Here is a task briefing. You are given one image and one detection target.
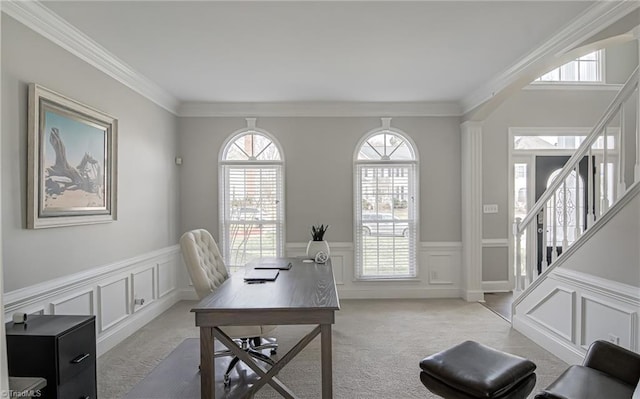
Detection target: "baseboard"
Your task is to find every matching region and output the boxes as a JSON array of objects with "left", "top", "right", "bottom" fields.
[
  {"left": 97, "top": 291, "right": 180, "bottom": 356},
  {"left": 337, "top": 287, "right": 461, "bottom": 299},
  {"left": 176, "top": 288, "right": 198, "bottom": 301},
  {"left": 463, "top": 290, "right": 485, "bottom": 302},
  {"left": 482, "top": 280, "right": 512, "bottom": 292},
  {"left": 512, "top": 314, "right": 584, "bottom": 365}
]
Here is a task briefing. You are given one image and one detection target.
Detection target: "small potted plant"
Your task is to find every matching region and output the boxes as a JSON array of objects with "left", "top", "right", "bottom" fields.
[{"left": 306, "top": 224, "right": 330, "bottom": 259}]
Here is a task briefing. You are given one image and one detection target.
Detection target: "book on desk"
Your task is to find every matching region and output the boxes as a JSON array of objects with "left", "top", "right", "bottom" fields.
[
  {"left": 251, "top": 257, "right": 292, "bottom": 270},
  {"left": 244, "top": 268, "right": 279, "bottom": 282}
]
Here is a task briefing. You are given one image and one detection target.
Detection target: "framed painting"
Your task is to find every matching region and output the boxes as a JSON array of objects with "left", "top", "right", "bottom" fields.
[{"left": 27, "top": 84, "right": 118, "bottom": 229}]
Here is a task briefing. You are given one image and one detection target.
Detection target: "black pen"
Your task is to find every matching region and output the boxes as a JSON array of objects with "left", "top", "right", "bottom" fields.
[{"left": 246, "top": 281, "right": 266, "bottom": 284}]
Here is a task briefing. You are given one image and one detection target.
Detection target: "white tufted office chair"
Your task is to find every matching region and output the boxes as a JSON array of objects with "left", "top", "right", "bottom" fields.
[{"left": 180, "top": 229, "right": 277, "bottom": 386}]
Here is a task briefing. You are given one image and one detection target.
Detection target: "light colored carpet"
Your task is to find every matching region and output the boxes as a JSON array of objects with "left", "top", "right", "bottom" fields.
[{"left": 98, "top": 299, "right": 568, "bottom": 398}]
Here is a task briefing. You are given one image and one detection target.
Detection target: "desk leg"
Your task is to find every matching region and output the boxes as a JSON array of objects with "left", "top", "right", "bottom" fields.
[
  {"left": 320, "top": 324, "right": 332, "bottom": 399},
  {"left": 200, "top": 327, "right": 215, "bottom": 399}
]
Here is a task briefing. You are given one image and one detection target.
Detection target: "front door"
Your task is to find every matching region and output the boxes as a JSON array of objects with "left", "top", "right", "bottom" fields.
[{"left": 535, "top": 156, "right": 593, "bottom": 272}]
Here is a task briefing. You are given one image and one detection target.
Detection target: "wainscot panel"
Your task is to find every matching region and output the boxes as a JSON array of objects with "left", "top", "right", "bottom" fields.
[
  {"left": 513, "top": 267, "right": 640, "bottom": 365},
  {"left": 286, "top": 242, "right": 462, "bottom": 299},
  {"left": 98, "top": 277, "right": 130, "bottom": 332},
  {"left": 50, "top": 289, "right": 94, "bottom": 316},
  {"left": 482, "top": 238, "right": 511, "bottom": 292},
  {"left": 131, "top": 266, "right": 155, "bottom": 313},
  {"left": 3, "top": 246, "right": 181, "bottom": 356}
]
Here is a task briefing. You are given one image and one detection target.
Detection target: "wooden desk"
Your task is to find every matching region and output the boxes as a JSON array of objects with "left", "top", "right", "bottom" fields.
[{"left": 192, "top": 258, "right": 340, "bottom": 399}]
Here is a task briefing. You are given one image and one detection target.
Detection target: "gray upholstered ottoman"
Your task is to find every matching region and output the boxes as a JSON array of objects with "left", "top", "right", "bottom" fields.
[{"left": 419, "top": 341, "right": 537, "bottom": 399}]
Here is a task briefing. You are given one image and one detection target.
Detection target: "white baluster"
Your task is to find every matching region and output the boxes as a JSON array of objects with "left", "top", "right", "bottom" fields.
[
  {"left": 513, "top": 218, "right": 523, "bottom": 291},
  {"left": 588, "top": 149, "right": 596, "bottom": 226},
  {"left": 541, "top": 207, "right": 548, "bottom": 272},
  {"left": 551, "top": 192, "right": 558, "bottom": 264},
  {"left": 575, "top": 165, "right": 582, "bottom": 240},
  {"left": 618, "top": 106, "right": 626, "bottom": 197},
  {"left": 602, "top": 128, "right": 609, "bottom": 213}
]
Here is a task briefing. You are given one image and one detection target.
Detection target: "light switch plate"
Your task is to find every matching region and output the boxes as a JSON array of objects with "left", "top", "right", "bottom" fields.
[{"left": 483, "top": 204, "right": 499, "bottom": 214}]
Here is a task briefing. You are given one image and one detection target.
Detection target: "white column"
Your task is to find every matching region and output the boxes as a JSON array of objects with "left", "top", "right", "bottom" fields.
[
  {"left": 461, "top": 121, "right": 484, "bottom": 302},
  {"left": 0, "top": 2, "right": 10, "bottom": 393}
]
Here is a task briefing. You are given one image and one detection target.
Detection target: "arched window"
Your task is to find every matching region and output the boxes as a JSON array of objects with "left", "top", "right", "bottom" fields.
[
  {"left": 219, "top": 119, "right": 284, "bottom": 272},
  {"left": 354, "top": 119, "right": 418, "bottom": 279}
]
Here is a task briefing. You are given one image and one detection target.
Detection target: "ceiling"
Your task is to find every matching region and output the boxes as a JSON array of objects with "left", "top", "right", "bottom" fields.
[{"left": 43, "top": 1, "right": 595, "bottom": 105}]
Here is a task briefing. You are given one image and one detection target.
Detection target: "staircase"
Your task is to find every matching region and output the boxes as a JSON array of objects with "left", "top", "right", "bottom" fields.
[{"left": 511, "top": 66, "right": 640, "bottom": 364}]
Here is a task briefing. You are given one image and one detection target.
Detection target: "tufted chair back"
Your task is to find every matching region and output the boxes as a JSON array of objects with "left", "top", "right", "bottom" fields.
[{"left": 180, "top": 229, "right": 230, "bottom": 300}]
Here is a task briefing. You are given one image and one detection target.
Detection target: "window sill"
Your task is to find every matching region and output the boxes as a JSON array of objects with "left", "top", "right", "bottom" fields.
[{"left": 353, "top": 277, "right": 420, "bottom": 283}]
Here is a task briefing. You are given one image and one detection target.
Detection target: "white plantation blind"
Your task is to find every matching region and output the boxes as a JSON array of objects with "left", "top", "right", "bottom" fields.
[
  {"left": 220, "top": 131, "right": 284, "bottom": 271},
  {"left": 355, "top": 130, "right": 418, "bottom": 279}
]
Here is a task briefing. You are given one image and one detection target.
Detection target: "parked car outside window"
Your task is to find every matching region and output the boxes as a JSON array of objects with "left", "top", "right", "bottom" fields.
[{"left": 361, "top": 212, "right": 409, "bottom": 237}]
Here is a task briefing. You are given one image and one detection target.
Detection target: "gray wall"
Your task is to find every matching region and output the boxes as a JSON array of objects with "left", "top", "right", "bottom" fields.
[
  {"left": 178, "top": 116, "right": 462, "bottom": 244},
  {"left": 563, "top": 192, "right": 639, "bottom": 287},
  {"left": 605, "top": 40, "right": 638, "bottom": 84},
  {"left": 1, "top": 15, "right": 179, "bottom": 291}
]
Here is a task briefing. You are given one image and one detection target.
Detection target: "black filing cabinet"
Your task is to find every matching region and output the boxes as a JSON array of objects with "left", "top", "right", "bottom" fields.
[{"left": 6, "top": 315, "right": 97, "bottom": 399}]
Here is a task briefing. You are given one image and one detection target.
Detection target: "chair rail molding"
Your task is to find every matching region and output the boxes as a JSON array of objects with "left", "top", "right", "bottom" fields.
[{"left": 3, "top": 245, "right": 182, "bottom": 356}]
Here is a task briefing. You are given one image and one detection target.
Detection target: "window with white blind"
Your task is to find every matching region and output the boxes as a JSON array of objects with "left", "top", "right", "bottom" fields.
[
  {"left": 535, "top": 50, "right": 603, "bottom": 83},
  {"left": 354, "top": 129, "right": 418, "bottom": 279},
  {"left": 220, "top": 129, "right": 284, "bottom": 273}
]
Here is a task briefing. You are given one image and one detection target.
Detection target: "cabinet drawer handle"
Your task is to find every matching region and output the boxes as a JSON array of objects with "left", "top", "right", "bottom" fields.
[{"left": 71, "top": 353, "right": 90, "bottom": 364}]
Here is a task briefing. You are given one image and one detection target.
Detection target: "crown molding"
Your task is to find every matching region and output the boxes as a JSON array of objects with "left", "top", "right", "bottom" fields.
[
  {"left": 461, "top": 1, "right": 640, "bottom": 117},
  {"left": 2, "top": 0, "right": 180, "bottom": 114},
  {"left": 177, "top": 101, "right": 462, "bottom": 117}
]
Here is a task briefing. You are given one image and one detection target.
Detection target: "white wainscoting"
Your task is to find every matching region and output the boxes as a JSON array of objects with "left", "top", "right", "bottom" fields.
[
  {"left": 3, "top": 245, "right": 181, "bottom": 356},
  {"left": 482, "top": 238, "right": 512, "bottom": 292},
  {"left": 286, "top": 241, "right": 463, "bottom": 299},
  {"left": 2, "top": 241, "right": 464, "bottom": 357},
  {"left": 512, "top": 267, "right": 640, "bottom": 364}
]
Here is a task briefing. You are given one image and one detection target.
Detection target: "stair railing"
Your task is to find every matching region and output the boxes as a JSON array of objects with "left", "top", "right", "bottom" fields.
[{"left": 513, "top": 65, "right": 639, "bottom": 291}]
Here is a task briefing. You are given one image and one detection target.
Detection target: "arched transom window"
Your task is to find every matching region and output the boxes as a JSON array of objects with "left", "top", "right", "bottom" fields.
[
  {"left": 354, "top": 120, "right": 418, "bottom": 279},
  {"left": 219, "top": 120, "right": 284, "bottom": 272}
]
